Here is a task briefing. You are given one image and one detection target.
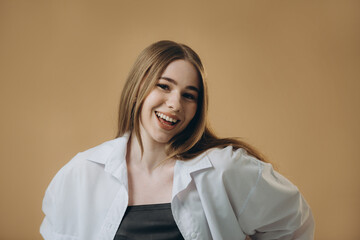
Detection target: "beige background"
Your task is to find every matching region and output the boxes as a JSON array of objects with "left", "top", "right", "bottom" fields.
[{"left": 0, "top": 0, "right": 359, "bottom": 239}]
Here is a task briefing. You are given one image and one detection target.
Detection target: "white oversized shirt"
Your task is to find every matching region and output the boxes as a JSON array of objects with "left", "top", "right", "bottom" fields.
[{"left": 40, "top": 134, "right": 314, "bottom": 240}]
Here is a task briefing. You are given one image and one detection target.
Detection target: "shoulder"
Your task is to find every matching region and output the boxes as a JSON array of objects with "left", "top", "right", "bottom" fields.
[
  {"left": 205, "top": 146, "right": 264, "bottom": 181},
  {"left": 191, "top": 147, "right": 314, "bottom": 238},
  {"left": 47, "top": 137, "right": 127, "bottom": 193},
  {"left": 204, "top": 146, "right": 297, "bottom": 191},
  {"left": 59, "top": 138, "right": 119, "bottom": 172},
  {"left": 41, "top": 137, "right": 129, "bottom": 238},
  {"left": 190, "top": 146, "right": 266, "bottom": 207},
  {"left": 200, "top": 146, "right": 301, "bottom": 203},
  {"left": 74, "top": 137, "right": 126, "bottom": 165}
]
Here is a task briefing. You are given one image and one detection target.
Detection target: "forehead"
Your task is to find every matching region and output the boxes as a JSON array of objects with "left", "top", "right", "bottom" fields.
[{"left": 160, "top": 60, "right": 200, "bottom": 89}]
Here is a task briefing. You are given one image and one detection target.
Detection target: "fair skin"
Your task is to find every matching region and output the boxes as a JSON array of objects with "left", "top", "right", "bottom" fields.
[{"left": 126, "top": 59, "right": 200, "bottom": 205}]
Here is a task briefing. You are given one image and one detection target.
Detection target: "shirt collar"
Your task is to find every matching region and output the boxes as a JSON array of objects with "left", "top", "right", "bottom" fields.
[
  {"left": 175, "top": 152, "right": 213, "bottom": 175},
  {"left": 172, "top": 150, "right": 213, "bottom": 199},
  {"left": 81, "top": 132, "right": 213, "bottom": 190},
  {"left": 82, "top": 133, "right": 130, "bottom": 184}
]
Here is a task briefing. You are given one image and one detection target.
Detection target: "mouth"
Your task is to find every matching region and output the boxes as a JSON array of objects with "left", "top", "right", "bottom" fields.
[{"left": 155, "top": 111, "right": 179, "bottom": 126}]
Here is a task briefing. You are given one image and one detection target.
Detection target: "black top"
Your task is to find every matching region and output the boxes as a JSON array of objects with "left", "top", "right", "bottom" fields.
[{"left": 114, "top": 203, "right": 184, "bottom": 240}]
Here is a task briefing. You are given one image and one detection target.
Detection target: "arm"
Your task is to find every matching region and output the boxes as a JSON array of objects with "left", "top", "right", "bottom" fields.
[
  {"left": 40, "top": 186, "right": 56, "bottom": 239},
  {"left": 40, "top": 164, "right": 79, "bottom": 240},
  {"left": 239, "top": 162, "right": 315, "bottom": 239}
]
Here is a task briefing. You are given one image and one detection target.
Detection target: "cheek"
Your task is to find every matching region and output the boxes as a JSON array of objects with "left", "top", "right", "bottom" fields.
[
  {"left": 144, "top": 90, "right": 163, "bottom": 107},
  {"left": 187, "top": 104, "right": 198, "bottom": 121},
  {"left": 141, "top": 92, "right": 159, "bottom": 112}
]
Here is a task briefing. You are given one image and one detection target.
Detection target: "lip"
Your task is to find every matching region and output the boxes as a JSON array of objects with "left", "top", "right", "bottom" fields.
[{"left": 155, "top": 111, "right": 180, "bottom": 130}]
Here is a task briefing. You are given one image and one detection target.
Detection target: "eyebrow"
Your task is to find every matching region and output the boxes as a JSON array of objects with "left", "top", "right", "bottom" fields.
[{"left": 159, "top": 77, "right": 199, "bottom": 93}]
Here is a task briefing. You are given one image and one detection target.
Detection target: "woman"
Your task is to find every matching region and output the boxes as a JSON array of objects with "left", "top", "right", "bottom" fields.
[{"left": 40, "top": 40, "right": 314, "bottom": 240}]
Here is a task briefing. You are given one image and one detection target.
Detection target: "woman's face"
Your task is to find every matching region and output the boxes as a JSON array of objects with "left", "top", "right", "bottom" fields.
[{"left": 139, "top": 59, "right": 200, "bottom": 145}]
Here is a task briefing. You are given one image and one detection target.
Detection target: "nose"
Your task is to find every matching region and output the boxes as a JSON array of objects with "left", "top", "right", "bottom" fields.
[{"left": 166, "top": 92, "right": 181, "bottom": 112}]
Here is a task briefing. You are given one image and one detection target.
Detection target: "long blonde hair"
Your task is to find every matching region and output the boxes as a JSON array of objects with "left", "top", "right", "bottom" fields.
[{"left": 116, "top": 40, "right": 265, "bottom": 162}]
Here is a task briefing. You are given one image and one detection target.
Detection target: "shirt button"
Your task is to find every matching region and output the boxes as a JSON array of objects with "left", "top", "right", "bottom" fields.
[{"left": 191, "top": 232, "right": 197, "bottom": 239}]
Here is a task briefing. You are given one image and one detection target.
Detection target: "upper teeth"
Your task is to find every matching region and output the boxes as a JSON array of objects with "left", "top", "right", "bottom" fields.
[{"left": 156, "top": 112, "right": 178, "bottom": 123}]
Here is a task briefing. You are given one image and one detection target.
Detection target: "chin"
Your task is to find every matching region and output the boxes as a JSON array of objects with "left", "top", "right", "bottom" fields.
[{"left": 153, "top": 134, "right": 173, "bottom": 144}]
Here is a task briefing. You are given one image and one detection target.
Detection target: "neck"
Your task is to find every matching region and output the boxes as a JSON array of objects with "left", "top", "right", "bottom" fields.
[{"left": 127, "top": 132, "right": 174, "bottom": 172}]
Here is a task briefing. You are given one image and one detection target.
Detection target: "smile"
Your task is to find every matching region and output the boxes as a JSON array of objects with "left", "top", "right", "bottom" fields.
[{"left": 155, "top": 111, "right": 179, "bottom": 125}]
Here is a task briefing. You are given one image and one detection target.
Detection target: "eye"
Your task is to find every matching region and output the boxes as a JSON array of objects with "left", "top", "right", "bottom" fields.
[
  {"left": 183, "top": 93, "right": 197, "bottom": 101},
  {"left": 157, "top": 84, "right": 170, "bottom": 90}
]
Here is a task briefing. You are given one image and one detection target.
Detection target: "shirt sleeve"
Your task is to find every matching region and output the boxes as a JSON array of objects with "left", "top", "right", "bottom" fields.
[
  {"left": 238, "top": 162, "right": 315, "bottom": 240},
  {"left": 40, "top": 185, "right": 56, "bottom": 239},
  {"left": 39, "top": 166, "right": 79, "bottom": 240}
]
